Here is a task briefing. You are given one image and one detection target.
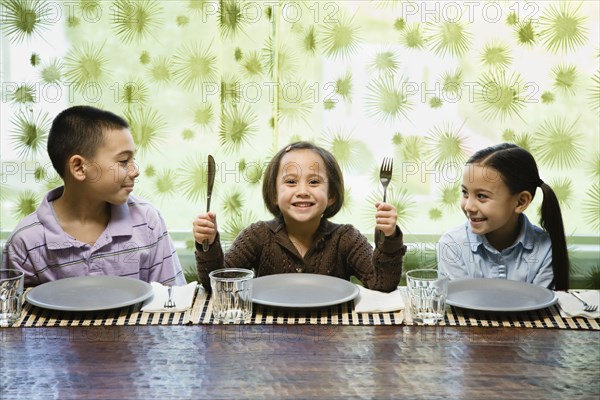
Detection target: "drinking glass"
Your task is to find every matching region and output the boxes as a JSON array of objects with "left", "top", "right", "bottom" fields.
[
  {"left": 0, "top": 269, "right": 25, "bottom": 326},
  {"left": 406, "top": 269, "right": 448, "bottom": 325},
  {"left": 209, "top": 268, "right": 254, "bottom": 323}
]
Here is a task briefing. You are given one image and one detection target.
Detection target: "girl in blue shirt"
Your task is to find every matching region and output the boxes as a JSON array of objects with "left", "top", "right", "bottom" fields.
[{"left": 437, "top": 143, "right": 569, "bottom": 290}]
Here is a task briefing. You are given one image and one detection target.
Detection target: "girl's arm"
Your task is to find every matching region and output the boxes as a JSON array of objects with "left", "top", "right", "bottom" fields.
[{"left": 344, "top": 225, "right": 406, "bottom": 292}]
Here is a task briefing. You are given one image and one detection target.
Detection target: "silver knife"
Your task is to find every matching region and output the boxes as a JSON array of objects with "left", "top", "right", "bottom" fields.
[{"left": 203, "top": 155, "right": 216, "bottom": 252}]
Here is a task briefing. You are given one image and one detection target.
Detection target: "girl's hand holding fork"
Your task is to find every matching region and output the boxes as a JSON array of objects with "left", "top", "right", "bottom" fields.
[{"left": 375, "top": 202, "right": 398, "bottom": 237}]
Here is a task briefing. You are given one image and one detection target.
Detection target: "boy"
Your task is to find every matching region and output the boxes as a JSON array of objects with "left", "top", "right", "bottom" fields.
[{"left": 2, "top": 105, "right": 186, "bottom": 287}]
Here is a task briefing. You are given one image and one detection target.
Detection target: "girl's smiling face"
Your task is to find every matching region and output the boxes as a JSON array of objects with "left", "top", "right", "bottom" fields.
[
  {"left": 275, "top": 149, "right": 334, "bottom": 226},
  {"left": 461, "top": 164, "right": 524, "bottom": 245}
]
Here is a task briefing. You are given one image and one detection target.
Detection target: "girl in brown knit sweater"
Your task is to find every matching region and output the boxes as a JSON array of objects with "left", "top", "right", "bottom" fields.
[{"left": 193, "top": 142, "right": 406, "bottom": 292}]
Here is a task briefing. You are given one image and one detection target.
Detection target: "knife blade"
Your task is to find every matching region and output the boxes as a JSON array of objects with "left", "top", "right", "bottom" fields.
[{"left": 203, "top": 155, "right": 216, "bottom": 252}]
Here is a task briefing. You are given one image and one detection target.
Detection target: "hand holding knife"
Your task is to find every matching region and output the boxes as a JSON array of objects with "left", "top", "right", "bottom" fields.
[{"left": 203, "top": 155, "right": 216, "bottom": 252}]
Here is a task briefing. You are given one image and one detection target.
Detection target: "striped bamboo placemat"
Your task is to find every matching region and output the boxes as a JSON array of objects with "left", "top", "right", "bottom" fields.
[{"left": 5, "top": 288, "right": 599, "bottom": 330}]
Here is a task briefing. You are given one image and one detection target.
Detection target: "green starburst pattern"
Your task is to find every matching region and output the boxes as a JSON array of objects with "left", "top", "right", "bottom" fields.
[
  {"left": 178, "top": 155, "right": 207, "bottom": 203},
  {"left": 144, "top": 165, "right": 156, "bottom": 177},
  {"left": 112, "top": 0, "right": 163, "bottom": 44},
  {"left": 240, "top": 50, "right": 263, "bottom": 78},
  {"left": 476, "top": 71, "right": 526, "bottom": 121},
  {"left": 439, "top": 183, "right": 461, "bottom": 209},
  {"left": 219, "top": 0, "right": 249, "bottom": 38},
  {"left": 182, "top": 128, "right": 195, "bottom": 141},
  {"left": 538, "top": 1, "right": 588, "bottom": 53},
  {"left": 30, "top": 53, "right": 40, "bottom": 66},
  {"left": 582, "top": 183, "right": 600, "bottom": 232},
  {"left": 10, "top": 109, "right": 51, "bottom": 159},
  {"left": 176, "top": 15, "right": 189, "bottom": 27},
  {"left": 278, "top": 81, "right": 313, "bottom": 125},
  {"left": 64, "top": 42, "right": 109, "bottom": 93},
  {"left": 0, "top": 0, "right": 53, "bottom": 43},
  {"left": 506, "top": 11, "right": 517, "bottom": 26},
  {"left": 587, "top": 152, "right": 600, "bottom": 178},
  {"left": 394, "top": 18, "right": 406, "bottom": 31},
  {"left": 392, "top": 133, "right": 402, "bottom": 146},
  {"left": 534, "top": 118, "right": 583, "bottom": 169},
  {"left": 363, "top": 188, "right": 415, "bottom": 229},
  {"left": 548, "top": 177, "right": 574, "bottom": 209},
  {"left": 187, "top": 0, "right": 210, "bottom": 14},
  {"left": 480, "top": 41, "right": 512, "bottom": 70},
  {"left": 302, "top": 25, "right": 318, "bottom": 54},
  {"left": 263, "top": 38, "right": 298, "bottom": 80},
  {"left": 173, "top": 43, "right": 218, "bottom": 91},
  {"left": 124, "top": 107, "right": 165, "bottom": 155},
  {"left": 426, "top": 20, "right": 472, "bottom": 57},
  {"left": 221, "top": 211, "right": 258, "bottom": 243},
  {"left": 502, "top": 129, "right": 516, "bottom": 142},
  {"left": 120, "top": 79, "right": 149, "bottom": 107},
  {"left": 323, "top": 129, "right": 360, "bottom": 173},
  {"left": 40, "top": 58, "right": 63, "bottom": 83},
  {"left": 589, "top": 70, "right": 599, "bottom": 111},
  {"left": 9, "top": 83, "right": 36, "bottom": 105},
  {"left": 139, "top": 51, "right": 151, "bottom": 64},
  {"left": 399, "top": 135, "right": 423, "bottom": 162},
  {"left": 320, "top": 12, "right": 361, "bottom": 59},
  {"left": 429, "top": 208, "right": 443, "bottom": 221},
  {"left": 369, "top": 51, "right": 400, "bottom": 75},
  {"left": 425, "top": 123, "right": 468, "bottom": 169},
  {"left": 512, "top": 132, "right": 535, "bottom": 153},
  {"left": 147, "top": 56, "right": 173, "bottom": 85},
  {"left": 153, "top": 169, "right": 178, "bottom": 201},
  {"left": 541, "top": 91, "right": 555, "bottom": 104},
  {"left": 401, "top": 23, "right": 426, "bottom": 49},
  {"left": 365, "top": 75, "right": 413, "bottom": 123},
  {"left": 552, "top": 64, "right": 579, "bottom": 94},
  {"left": 67, "top": 15, "right": 80, "bottom": 28},
  {"left": 14, "top": 190, "right": 40, "bottom": 218},
  {"left": 442, "top": 68, "right": 463, "bottom": 95},
  {"left": 323, "top": 99, "right": 336, "bottom": 110},
  {"left": 222, "top": 189, "right": 245, "bottom": 216},
  {"left": 240, "top": 159, "right": 264, "bottom": 185},
  {"left": 514, "top": 20, "right": 536, "bottom": 46},
  {"left": 193, "top": 103, "right": 214, "bottom": 130},
  {"left": 335, "top": 70, "right": 352, "bottom": 101},
  {"left": 219, "top": 104, "right": 258, "bottom": 155},
  {"left": 429, "top": 97, "right": 442, "bottom": 108},
  {"left": 221, "top": 75, "right": 242, "bottom": 104},
  {"left": 234, "top": 47, "right": 243, "bottom": 61}
]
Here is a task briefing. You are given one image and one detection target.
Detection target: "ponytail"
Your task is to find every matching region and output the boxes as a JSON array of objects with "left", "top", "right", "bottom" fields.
[{"left": 539, "top": 182, "right": 570, "bottom": 290}]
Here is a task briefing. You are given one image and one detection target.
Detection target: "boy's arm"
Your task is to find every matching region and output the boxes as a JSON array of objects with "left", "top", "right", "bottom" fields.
[
  {"left": 2, "top": 238, "right": 39, "bottom": 287},
  {"left": 147, "top": 210, "right": 186, "bottom": 286}
]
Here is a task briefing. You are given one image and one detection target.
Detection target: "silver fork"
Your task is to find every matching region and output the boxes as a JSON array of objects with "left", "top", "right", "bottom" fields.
[
  {"left": 376, "top": 157, "right": 393, "bottom": 246},
  {"left": 164, "top": 286, "right": 176, "bottom": 308},
  {"left": 570, "top": 292, "right": 598, "bottom": 312}
]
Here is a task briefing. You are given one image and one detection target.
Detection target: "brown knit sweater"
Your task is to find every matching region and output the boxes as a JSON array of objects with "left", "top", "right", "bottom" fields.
[{"left": 195, "top": 218, "right": 407, "bottom": 292}]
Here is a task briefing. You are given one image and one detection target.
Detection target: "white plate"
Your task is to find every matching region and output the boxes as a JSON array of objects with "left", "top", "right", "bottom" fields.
[
  {"left": 446, "top": 278, "right": 558, "bottom": 312},
  {"left": 26, "top": 276, "right": 153, "bottom": 311},
  {"left": 252, "top": 273, "right": 359, "bottom": 308}
]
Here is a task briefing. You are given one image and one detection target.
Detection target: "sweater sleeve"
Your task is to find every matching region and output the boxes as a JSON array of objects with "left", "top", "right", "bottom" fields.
[{"left": 343, "top": 225, "right": 406, "bottom": 292}]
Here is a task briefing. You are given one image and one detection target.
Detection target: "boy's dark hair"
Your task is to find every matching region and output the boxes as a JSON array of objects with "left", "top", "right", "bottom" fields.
[
  {"left": 47, "top": 105, "right": 130, "bottom": 178},
  {"left": 262, "top": 141, "right": 344, "bottom": 219},
  {"left": 468, "top": 142, "right": 569, "bottom": 290}
]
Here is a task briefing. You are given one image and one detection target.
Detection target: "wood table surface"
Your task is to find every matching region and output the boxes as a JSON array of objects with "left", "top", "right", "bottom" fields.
[{"left": 2, "top": 325, "right": 599, "bottom": 399}]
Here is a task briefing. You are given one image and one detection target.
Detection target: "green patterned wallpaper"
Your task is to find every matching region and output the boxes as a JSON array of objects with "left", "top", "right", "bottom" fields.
[{"left": 1, "top": 1, "right": 599, "bottom": 270}]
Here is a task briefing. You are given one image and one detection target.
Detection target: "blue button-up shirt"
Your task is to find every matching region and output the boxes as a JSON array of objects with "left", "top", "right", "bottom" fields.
[{"left": 437, "top": 214, "right": 554, "bottom": 288}]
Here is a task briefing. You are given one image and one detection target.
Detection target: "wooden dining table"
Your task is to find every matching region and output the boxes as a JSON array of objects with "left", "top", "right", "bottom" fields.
[{"left": 2, "top": 322, "right": 599, "bottom": 399}]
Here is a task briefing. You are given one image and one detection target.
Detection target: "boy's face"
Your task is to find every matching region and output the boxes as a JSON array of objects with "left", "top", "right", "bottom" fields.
[{"left": 82, "top": 128, "right": 139, "bottom": 205}]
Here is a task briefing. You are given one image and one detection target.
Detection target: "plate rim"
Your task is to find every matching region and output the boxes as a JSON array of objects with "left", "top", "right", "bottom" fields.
[
  {"left": 25, "top": 275, "right": 153, "bottom": 311},
  {"left": 251, "top": 273, "right": 360, "bottom": 308},
  {"left": 446, "top": 278, "right": 558, "bottom": 312}
]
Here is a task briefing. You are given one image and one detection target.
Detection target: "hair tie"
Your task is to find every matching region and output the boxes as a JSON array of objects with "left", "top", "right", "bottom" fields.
[
  {"left": 285, "top": 145, "right": 292, "bottom": 152},
  {"left": 538, "top": 179, "right": 544, "bottom": 187}
]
